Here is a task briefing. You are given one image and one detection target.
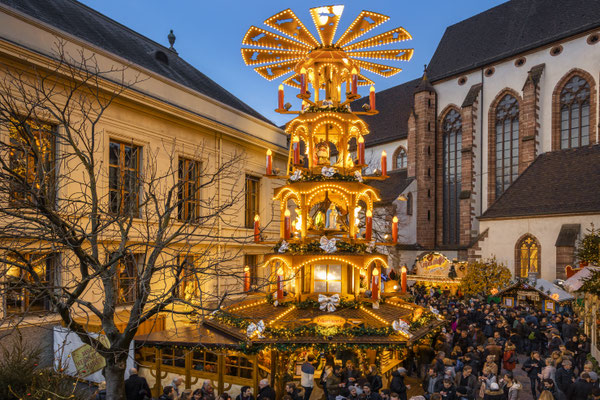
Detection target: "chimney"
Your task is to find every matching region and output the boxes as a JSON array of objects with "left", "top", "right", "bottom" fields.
[{"left": 528, "top": 272, "right": 537, "bottom": 286}]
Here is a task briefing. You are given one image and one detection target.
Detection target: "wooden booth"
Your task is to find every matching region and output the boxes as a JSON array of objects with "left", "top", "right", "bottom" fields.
[
  {"left": 497, "top": 276, "right": 574, "bottom": 312},
  {"left": 407, "top": 252, "right": 467, "bottom": 295}
]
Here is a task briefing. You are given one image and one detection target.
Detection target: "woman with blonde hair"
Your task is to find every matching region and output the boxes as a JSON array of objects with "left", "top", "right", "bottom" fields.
[
  {"left": 537, "top": 390, "right": 555, "bottom": 400},
  {"left": 540, "top": 357, "right": 556, "bottom": 383}
]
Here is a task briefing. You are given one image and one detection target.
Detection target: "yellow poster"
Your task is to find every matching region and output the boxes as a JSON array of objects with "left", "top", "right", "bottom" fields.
[{"left": 71, "top": 336, "right": 110, "bottom": 377}]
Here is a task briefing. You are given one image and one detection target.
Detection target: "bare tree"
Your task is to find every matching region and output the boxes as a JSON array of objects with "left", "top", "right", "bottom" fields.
[{"left": 0, "top": 40, "right": 262, "bottom": 398}]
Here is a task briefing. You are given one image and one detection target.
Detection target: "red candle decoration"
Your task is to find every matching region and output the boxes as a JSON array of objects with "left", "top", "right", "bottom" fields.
[
  {"left": 369, "top": 85, "right": 375, "bottom": 111},
  {"left": 278, "top": 84, "right": 284, "bottom": 110},
  {"left": 244, "top": 265, "right": 251, "bottom": 292},
  {"left": 351, "top": 68, "right": 358, "bottom": 95},
  {"left": 392, "top": 216, "right": 398, "bottom": 243},
  {"left": 401, "top": 265, "right": 407, "bottom": 294},
  {"left": 365, "top": 210, "right": 372, "bottom": 241},
  {"left": 357, "top": 136, "right": 365, "bottom": 165},
  {"left": 253, "top": 214, "right": 260, "bottom": 243},
  {"left": 300, "top": 68, "right": 307, "bottom": 95},
  {"left": 277, "top": 267, "right": 284, "bottom": 300},
  {"left": 266, "top": 149, "right": 272, "bottom": 175},
  {"left": 381, "top": 150, "right": 387, "bottom": 177},
  {"left": 292, "top": 136, "right": 300, "bottom": 165},
  {"left": 371, "top": 267, "right": 380, "bottom": 301},
  {"left": 284, "top": 209, "right": 291, "bottom": 240}
]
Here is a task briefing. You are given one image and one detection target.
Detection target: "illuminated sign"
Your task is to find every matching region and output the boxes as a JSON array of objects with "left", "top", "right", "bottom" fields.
[{"left": 312, "top": 315, "right": 346, "bottom": 327}]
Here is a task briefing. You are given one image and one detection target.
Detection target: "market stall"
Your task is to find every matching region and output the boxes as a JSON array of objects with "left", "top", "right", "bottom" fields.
[{"left": 496, "top": 275, "right": 573, "bottom": 312}]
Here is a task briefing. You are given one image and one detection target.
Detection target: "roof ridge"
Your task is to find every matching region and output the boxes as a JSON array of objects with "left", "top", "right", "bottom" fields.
[{"left": 67, "top": 0, "right": 175, "bottom": 54}]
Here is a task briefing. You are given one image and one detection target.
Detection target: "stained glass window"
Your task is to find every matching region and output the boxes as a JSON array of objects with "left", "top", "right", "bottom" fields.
[{"left": 518, "top": 236, "right": 539, "bottom": 278}]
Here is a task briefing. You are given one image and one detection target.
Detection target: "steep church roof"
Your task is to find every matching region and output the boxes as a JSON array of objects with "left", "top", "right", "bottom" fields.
[
  {"left": 480, "top": 145, "right": 600, "bottom": 220},
  {"left": 350, "top": 78, "right": 420, "bottom": 147},
  {"left": 369, "top": 169, "right": 414, "bottom": 204},
  {"left": 428, "top": 0, "right": 600, "bottom": 82},
  {"left": 0, "top": 0, "right": 273, "bottom": 125}
]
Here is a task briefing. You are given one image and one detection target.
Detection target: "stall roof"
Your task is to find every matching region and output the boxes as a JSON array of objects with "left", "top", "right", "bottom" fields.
[
  {"left": 134, "top": 324, "right": 239, "bottom": 347},
  {"left": 564, "top": 266, "right": 600, "bottom": 292},
  {"left": 498, "top": 278, "right": 574, "bottom": 302}
]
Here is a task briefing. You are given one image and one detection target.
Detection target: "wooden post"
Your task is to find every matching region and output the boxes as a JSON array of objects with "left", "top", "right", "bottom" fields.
[
  {"left": 252, "top": 354, "right": 260, "bottom": 399},
  {"left": 270, "top": 350, "right": 278, "bottom": 389},
  {"left": 217, "top": 353, "right": 225, "bottom": 395},
  {"left": 185, "top": 350, "right": 192, "bottom": 389}
]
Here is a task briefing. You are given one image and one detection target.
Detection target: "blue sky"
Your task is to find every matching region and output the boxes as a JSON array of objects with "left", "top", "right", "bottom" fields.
[{"left": 79, "top": 0, "right": 507, "bottom": 126}]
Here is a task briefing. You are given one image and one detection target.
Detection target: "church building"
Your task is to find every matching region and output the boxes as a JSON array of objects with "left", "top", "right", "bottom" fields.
[{"left": 361, "top": 0, "right": 600, "bottom": 281}]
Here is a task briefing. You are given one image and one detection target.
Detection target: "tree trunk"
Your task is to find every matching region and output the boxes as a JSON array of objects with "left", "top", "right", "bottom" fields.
[{"left": 104, "top": 358, "right": 127, "bottom": 400}]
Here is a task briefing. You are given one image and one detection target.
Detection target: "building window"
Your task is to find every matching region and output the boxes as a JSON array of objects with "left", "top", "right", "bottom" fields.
[
  {"left": 178, "top": 158, "right": 201, "bottom": 221},
  {"left": 5, "top": 253, "right": 56, "bottom": 315},
  {"left": 8, "top": 120, "right": 55, "bottom": 204},
  {"left": 109, "top": 141, "right": 141, "bottom": 216},
  {"left": 406, "top": 192, "right": 413, "bottom": 215},
  {"left": 114, "top": 253, "right": 140, "bottom": 305},
  {"left": 516, "top": 235, "right": 539, "bottom": 278},
  {"left": 393, "top": 147, "right": 407, "bottom": 169},
  {"left": 177, "top": 255, "right": 198, "bottom": 301},
  {"left": 442, "top": 109, "right": 462, "bottom": 245},
  {"left": 559, "top": 76, "right": 590, "bottom": 149},
  {"left": 314, "top": 264, "right": 341, "bottom": 293},
  {"left": 245, "top": 175, "right": 260, "bottom": 228},
  {"left": 244, "top": 254, "right": 258, "bottom": 286},
  {"left": 495, "top": 94, "right": 520, "bottom": 198}
]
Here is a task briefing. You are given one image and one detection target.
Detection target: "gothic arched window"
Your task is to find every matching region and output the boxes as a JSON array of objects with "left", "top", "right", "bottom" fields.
[
  {"left": 442, "top": 109, "right": 462, "bottom": 245},
  {"left": 560, "top": 75, "right": 591, "bottom": 149},
  {"left": 516, "top": 235, "right": 540, "bottom": 278},
  {"left": 394, "top": 147, "right": 407, "bottom": 169},
  {"left": 495, "top": 94, "right": 519, "bottom": 198},
  {"left": 406, "top": 192, "right": 413, "bottom": 215}
]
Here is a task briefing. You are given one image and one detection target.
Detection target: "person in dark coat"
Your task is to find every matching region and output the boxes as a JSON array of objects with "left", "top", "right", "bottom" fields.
[
  {"left": 454, "top": 365, "right": 477, "bottom": 400},
  {"left": 362, "top": 383, "right": 381, "bottom": 400},
  {"left": 257, "top": 379, "right": 276, "bottom": 400},
  {"left": 438, "top": 378, "right": 456, "bottom": 400},
  {"left": 389, "top": 367, "right": 409, "bottom": 400},
  {"left": 285, "top": 383, "right": 302, "bottom": 400},
  {"left": 555, "top": 360, "right": 575, "bottom": 394},
  {"left": 523, "top": 351, "right": 542, "bottom": 398},
  {"left": 366, "top": 364, "right": 382, "bottom": 393},
  {"left": 566, "top": 372, "right": 592, "bottom": 400},
  {"left": 541, "top": 379, "right": 567, "bottom": 400},
  {"left": 125, "top": 368, "right": 151, "bottom": 400},
  {"left": 159, "top": 386, "right": 176, "bottom": 400}
]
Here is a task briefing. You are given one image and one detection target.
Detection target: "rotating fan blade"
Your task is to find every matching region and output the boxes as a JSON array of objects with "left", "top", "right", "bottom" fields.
[
  {"left": 348, "top": 49, "right": 414, "bottom": 62},
  {"left": 354, "top": 60, "right": 402, "bottom": 77},
  {"left": 343, "top": 27, "right": 412, "bottom": 51},
  {"left": 241, "top": 48, "right": 305, "bottom": 66},
  {"left": 309, "top": 5, "right": 344, "bottom": 46},
  {"left": 357, "top": 74, "right": 375, "bottom": 86},
  {"left": 282, "top": 74, "right": 302, "bottom": 89},
  {"left": 242, "top": 26, "right": 311, "bottom": 51},
  {"left": 254, "top": 60, "right": 297, "bottom": 81},
  {"left": 264, "top": 9, "right": 320, "bottom": 47},
  {"left": 335, "top": 11, "right": 389, "bottom": 48}
]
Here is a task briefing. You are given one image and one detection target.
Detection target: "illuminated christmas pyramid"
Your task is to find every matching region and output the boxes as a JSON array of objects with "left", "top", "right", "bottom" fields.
[{"left": 206, "top": 5, "right": 442, "bottom": 376}]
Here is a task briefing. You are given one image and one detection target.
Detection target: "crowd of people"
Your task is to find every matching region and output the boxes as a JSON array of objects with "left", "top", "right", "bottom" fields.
[{"left": 94, "top": 286, "right": 600, "bottom": 400}]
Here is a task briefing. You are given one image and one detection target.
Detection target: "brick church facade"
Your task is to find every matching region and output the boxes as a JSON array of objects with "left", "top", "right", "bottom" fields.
[{"left": 362, "top": 0, "right": 600, "bottom": 281}]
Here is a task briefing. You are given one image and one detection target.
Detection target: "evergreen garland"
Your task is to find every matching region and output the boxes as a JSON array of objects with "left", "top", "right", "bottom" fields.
[{"left": 274, "top": 239, "right": 368, "bottom": 254}]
